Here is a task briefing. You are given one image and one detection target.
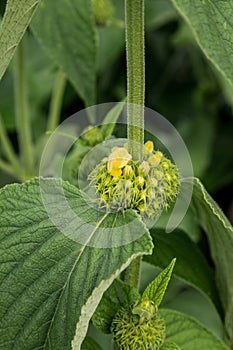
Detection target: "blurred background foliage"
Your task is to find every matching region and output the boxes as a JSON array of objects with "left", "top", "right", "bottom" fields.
[{"left": 0, "top": 0, "right": 233, "bottom": 344}]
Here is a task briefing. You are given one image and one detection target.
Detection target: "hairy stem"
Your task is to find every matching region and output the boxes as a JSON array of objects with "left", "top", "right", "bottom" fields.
[
  {"left": 124, "top": 0, "right": 145, "bottom": 290},
  {"left": 47, "top": 70, "right": 66, "bottom": 132},
  {"left": 126, "top": 0, "right": 145, "bottom": 160},
  {"left": 14, "top": 37, "right": 34, "bottom": 175}
]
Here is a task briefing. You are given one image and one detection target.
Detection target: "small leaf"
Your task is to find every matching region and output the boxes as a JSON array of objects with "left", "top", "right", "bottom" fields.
[
  {"left": 161, "top": 309, "right": 228, "bottom": 350},
  {"left": 0, "top": 0, "right": 40, "bottom": 80},
  {"left": 160, "top": 342, "right": 181, "bottom": 350},
  {"left": 144, "top": 228, "right": 222, "bottom": 314},
  {"left": 92, "top": 278, "right": 140, "bottom": 334},
  {"left": 31, "top": 0, "right": 97, "bottom": 107},
  {"left": 101, "top": 101, "right": 126, "bottom": 138},
  {"left": 142, "top": 259, "right": 176, "bottom": 306},
  {"left": 0, "top": 178, "right": 153, "bottom": 350},
  {"left": 171, "top": 0, "right": 233, "bottom": 93},
  {"left": 81, "top": 337, "right": 102, "bottom": 350}
]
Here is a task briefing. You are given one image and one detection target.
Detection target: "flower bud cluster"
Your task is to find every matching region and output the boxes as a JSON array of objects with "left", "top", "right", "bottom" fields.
[
  {"left": 89, "top": 141, "right": 179, "bottom": 220},
  {"left": 111, "top": 300, "right": 165, "bottom": 350},
  {"left": 92, "top": 0, "right": 114, "bottom": 26}
]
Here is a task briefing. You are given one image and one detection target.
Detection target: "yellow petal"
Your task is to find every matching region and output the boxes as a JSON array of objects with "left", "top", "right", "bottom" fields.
[
  {"left": 144, "top": 141, "right": 154, "bottom": 154},
  {"left": 148, "top": 151, "right": 163, "bottom": 166},
  {"left": 109, "top": 168, "right": 122, "bottom": 177}
]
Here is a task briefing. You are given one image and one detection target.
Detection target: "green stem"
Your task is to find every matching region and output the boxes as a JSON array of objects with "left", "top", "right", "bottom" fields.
[
  {"left": 0, "top": 114, "right": 21, "bottom": 173},
  {"left": 14, "top": 37, "right": 34, "bottom": 175},
  {"left": 126, "top": 0, "right": 145, "bottom": 160},
  {"left": 124, "top": 0, "right": 145, "bottom": 290},
  {"left": 47, "top": 71, "right": 66, "bottom": 132},
  {"left": 124, "top": 0, "right": 145, "bottom": 288}
]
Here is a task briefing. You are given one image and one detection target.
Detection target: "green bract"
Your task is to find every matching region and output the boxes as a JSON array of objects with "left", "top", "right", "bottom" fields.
[{"left": 89, "top": 141, "right": 180, "bottom": 221}]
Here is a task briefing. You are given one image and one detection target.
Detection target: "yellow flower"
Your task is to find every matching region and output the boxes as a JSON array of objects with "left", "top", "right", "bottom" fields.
[
  {"left": 148, "top": 151, "right": 163, "bottom": 166},
  {"left": 144, "top": 141, "right": 154, "bottom": 154},
  {"left": 107, "top": 147, "right": 132, "bottom": 177}
]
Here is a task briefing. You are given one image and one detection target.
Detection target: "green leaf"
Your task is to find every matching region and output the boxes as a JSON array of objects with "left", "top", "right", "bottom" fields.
[
  {"left": 171, "top": 0, "right": 233, "bottom": 90},
  {"left": 160, "top": 342, "right": 181, "bottom": 350},
  {"left": 101, "top": 101, "right": 126, "bottom": 138},
  {"left": 81, "top": 337, "right": 102, "bottom": 350},
  {"left": 142, "top": 259, "right": 176, "bottom": 306},
  {"left": 31, "top": 0, "right": 97, "bottom": 107},
  {"left": 0, "top": 178, "right": 153, "bottom": 350},
  {"left": 189, "top": 178, "right": 233, "bottom": 341},
  {"left": 92, "top": 278, "right": 140, "bottom": 334},
  {"left": 161, "top": 309, "right": 228, "bottom": 350},
  {"left": 144, "top": 228, "right": 221, "bottom": 314},
  {"left": 0, "top": 0, "right": 40, "bottom": 80}
]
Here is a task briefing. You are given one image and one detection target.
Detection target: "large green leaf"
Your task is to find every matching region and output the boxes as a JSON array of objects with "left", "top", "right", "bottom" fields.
[
  {"left": 161, "top": 309, "right": 228, "bottom": 350},
  {"left": 171, "top": 0, "right": 233, "bottom": 89},
  {"left": 190, "top": 178, "right": 233, "bottom": 341},
  {"left": 0, "top": 0, "right": 40, "bottom": 80},
  {"left": 31, "top": 0, "right": 97, "bottom": 107},
  {"left": 0, "top": 178, "right": 152, "bottom": 350},
  {"left": 144, "top": 228, "right": 221, "bottom": 314}
]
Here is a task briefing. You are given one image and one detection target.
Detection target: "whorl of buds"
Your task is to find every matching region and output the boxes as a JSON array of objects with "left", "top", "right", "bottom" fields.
[
  {"left": 88, "top": 141, "right": 179, "bottom": 221},
  {"left": 111, "top": 300, "right": 166, "bottom": 350}
]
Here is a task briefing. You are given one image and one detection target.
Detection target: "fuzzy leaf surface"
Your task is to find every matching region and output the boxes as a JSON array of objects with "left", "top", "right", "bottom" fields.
[
  {"left": 171, "top": 0, "right": 233, "bottom": 90},
  {"left": 161, "top": 309, "right": 228, "bottom": 350},
  {"left": 142, "top": 259, "right": 176, "bottom": 306},
  {"left": 31, "top": 0, "right": 97, "bottom": 106},
  {"left": 0, "top": 0, "right": 40, "bottom": 80},
  {"left": 0, "top": 178, "right": 152, "bottom": 350}
]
